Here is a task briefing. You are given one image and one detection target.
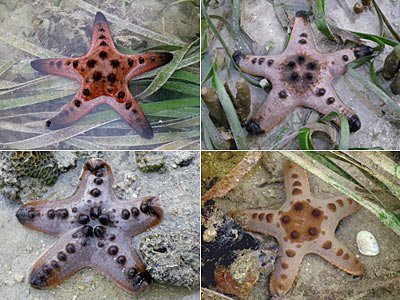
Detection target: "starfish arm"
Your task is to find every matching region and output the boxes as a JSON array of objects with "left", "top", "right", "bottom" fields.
[
  {"left": 245, "top": 89, "right": 298, "bottom": 135},
  {"left": 311, "top": 238, "right": 364, "bottom": 275},
  {"left": 116, "top": 195, "right": 163, "bottom": 236},
  {"left": 323, "top": 196, "right": 361, "bottom": 228},
  {"left": 15, "top": 159, "right": 113, "bottom": 235},
  {"left": 90, "top": 241, "right": 151, "bottom": 294},
  {"left": 285, "top": 11, "right": 316, "bottom": 54},
  {"left": 324, "top": 49, "right": 357, "bottom": 77},
  {"left": 229, "top": 209, "right": 281, "bottom": 237},
  {"left": 269, "top": 248, "right": 305, "bottom": 296},
  {"left": 82, "top": 158, "right": 115, "bottom": 187},
  {"left": 28, "top": 232, "right": 92, "bottom": 289},
  {"left": 126, "top": 52, "right": 173, "bottom": 80},
  {"left": 232, "top": 51, "right": 281, "bottom": 81},
  {"left": 104, "top": 94, "right": 153, "bottom": 138},
  {"left": 324, "top": 45, "right": 374, "bottom": 77},
  {"left": 300, "top": 87, "right": 361, "bottom": 132},
  {"left": 89, "top": 12, "right": 118, "bottom": 53},
  {"left": 45, "top": 95, "right": 99, "bottom": 130},
  {"left": 80, "top": 157, "right": 116, "bottom": 199},
  {"left": 282, "top": 160, "right": 312, "bottom": 201},
  {"left": 16, "top": 200, "right": 79, "bottom": 235},
  {"left": 31, "top": 58, "right": 80, "bottom": 81}
]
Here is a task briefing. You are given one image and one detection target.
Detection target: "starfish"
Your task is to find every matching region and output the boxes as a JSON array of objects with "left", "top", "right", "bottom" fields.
[
  {"left": 30, "top": 12, "right": 173, "bottom": 139},
  {"left": 16, "top": 158, "right": 163, "bottom": 295},
  {"left": 232, "top": 10, "right": 373, "bottom": 135},
  {"left": 230, "top": 161, "right": 364, "bottom": 296}
]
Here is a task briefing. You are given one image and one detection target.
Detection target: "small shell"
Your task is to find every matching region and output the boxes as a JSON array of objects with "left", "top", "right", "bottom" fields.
[
  {"left": 203, "top": 227, "right": 217, "bottom": 242},
  {"left": 356, "top": 230, "right": 379, "bottom": 256},
  {"left": 361, "top": 0, "right": 371, "bottom": 6},
  {"left": 354, "top": 3, "right": 364, "bottom": 14}
]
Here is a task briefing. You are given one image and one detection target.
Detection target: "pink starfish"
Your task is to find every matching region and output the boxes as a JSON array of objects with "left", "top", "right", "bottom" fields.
[
  {"left": 233, "top": 11, "right": 373, "bottom": 135},
  {"left": 230, "top": 161, "right": 364, "bottom": 296}
]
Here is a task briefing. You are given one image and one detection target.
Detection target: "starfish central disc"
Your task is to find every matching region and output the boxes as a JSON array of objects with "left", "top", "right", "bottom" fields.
[{"left": 280, "top": 54, "right": 320, "bottom": 94}]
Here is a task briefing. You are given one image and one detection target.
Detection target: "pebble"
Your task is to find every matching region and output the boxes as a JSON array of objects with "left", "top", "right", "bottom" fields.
[
  {"left": 14, "top": 274, "right": 24, "bottom": 283},
  {"left": 135, "top": 152, "right": 166, "bottom": 173},
  {"left": 174, "top": 153, "right": 194, "bottom": 167},
  {"left": 203, "top": 228, "right": 217, "bottom": 243},
  {"left": 356, "top": 230, "right": 379, "bottom": 256}
]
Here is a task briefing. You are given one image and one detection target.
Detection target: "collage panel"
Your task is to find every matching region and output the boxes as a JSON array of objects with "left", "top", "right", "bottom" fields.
[
  {"left": 201, "top": 0, "right": 400, "bottom": 150},
  {"left": 201, "top": 151, "right": 400, "bottom": 299},
  {"left": 0, "top": 151, "right": 200, "bottom": 299},
  {"left": 2, "top": 1, "right": 400, "bottom": 300},
  {"left": 0, "top": 1, "right": 200, "bottom": 150}
]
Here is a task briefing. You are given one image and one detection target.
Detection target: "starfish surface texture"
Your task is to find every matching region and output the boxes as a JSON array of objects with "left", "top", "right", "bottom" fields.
[
  {"left": 233, "top": 11, "right": 373, "bottom": 135},
  {"left": 16, "top": 158, "right": 163, "bottom": 295},
  {"left": 230, "top": 161, "right": 364, "bottom": 296},
  {"left": 31, "top": 12, "right": 173, "bottom": 138}
]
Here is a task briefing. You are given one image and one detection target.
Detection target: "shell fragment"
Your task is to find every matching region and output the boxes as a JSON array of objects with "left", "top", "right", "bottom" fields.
[{"left": 356, "top": 230, "right": 379, "bottom": 256}]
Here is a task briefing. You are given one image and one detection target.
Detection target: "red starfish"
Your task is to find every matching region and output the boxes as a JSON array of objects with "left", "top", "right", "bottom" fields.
[{"left": 31, "top": 12, "right": 173, "bottom": 139}]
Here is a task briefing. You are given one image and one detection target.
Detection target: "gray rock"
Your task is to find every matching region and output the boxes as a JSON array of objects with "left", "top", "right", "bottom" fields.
[
  {"left": 139, "top": 231, "right": 200, "bottom": 287},
  {"left": 174, "top": 152, "right": 195, "bottom": 167},
  {"left": 0, "top": 152, "right": 76, "bottom": 202},
  {"left": 135, "top": 152, "right": 166, "bottom": 173}
]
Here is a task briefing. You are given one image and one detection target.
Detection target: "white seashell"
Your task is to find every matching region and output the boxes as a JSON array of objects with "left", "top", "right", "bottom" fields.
[
  {"left": 203, "top": 227, "right": 217, "bottom": 243},
  {"left": 356, "top": 230, "right": 379, "bottom": 256}
]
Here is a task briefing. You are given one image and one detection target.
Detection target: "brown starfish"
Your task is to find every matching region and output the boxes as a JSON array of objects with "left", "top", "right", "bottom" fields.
[
  {"left": 230, "top": 161, "right": 364, "bottom": 296},
  {"left": 232, "top": 11, "right": 373, "bottom": 135},
  {"left": 31, "top": 12, "right": 173, "bottom": 139},
  {"left": 16, "top": 158, "right": 163, "bottom": 294}
]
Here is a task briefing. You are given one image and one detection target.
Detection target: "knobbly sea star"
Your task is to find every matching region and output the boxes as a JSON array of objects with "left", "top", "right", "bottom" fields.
[
  {"left": 233, "top": 10, "right": 373, "bottom": 135},
  {"left": 230, "top": 161, "right": 364, "bottom": 296},
  {"left": 31, "top": 12, "right": 173, "bottom": 139},
  {"left": 16, "top": 158, "right": 163, "bottom": 294}
]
